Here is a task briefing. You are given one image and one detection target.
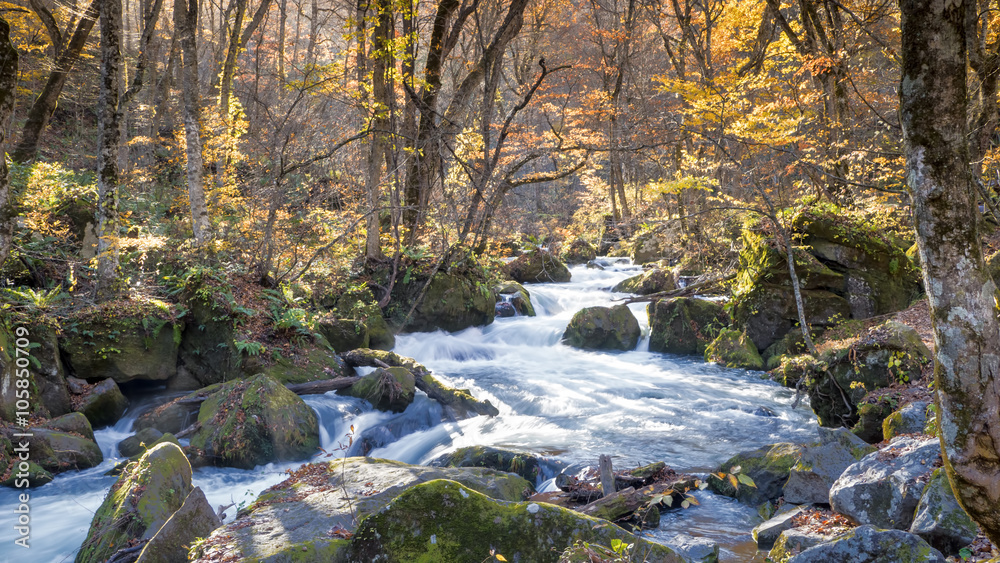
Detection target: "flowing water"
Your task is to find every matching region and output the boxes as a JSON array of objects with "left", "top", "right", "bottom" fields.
[{"left": 0, "top": 259, "right": 817, "bottom": 562}]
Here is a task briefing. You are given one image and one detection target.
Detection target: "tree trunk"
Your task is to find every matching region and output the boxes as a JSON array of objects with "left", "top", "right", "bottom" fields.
[
  {"left": 10, "top": 0, "right": 99, "bottom": 163},
  {"left": 219, "top": 0, "right": 247, "bottom": 120},
  {"left": 0, "top": 17, "right": 17, "bottom": 270},
  {"left": 175, "top": 0, "right": 212, "bottom": 244},
  {"left": 901, "top": 0, "right": 1000, "bottom": 544},
  {"left": 95, "top": 0, "right": 124, "bottom": 301},
  {"left": 364, "top": 0, "right": 392, "bottom": 262}
]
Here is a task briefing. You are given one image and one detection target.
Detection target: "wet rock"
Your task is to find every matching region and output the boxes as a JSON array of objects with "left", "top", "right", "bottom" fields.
[
  {"left": 26, "top": 427, "right": 103, "bottom": 473},
  {"left": 563, "top": 305, "right": 641, "bottom": 351},
  {"left": 664, "top": 534, "right": 719, "bottom": 563},
  {"left": 783, "top": 427, "right": 876, "bottom": 505},
  {"left": 882, "top": 401, "right": 931, "bottom": 441},
  {"left": 648, "top": 297, "right": 728, "bottom": 355},
  {"left": 78, "top": 443, "right": 192, "bottom": 563},
  {"left": 495, "top": 301, "right": 517, "bottom": 317},
  {"left": 315, "top": 315, "right": 369, "bottom": 352},
  {"left": 118, "top": 427, "right": 164, "bottom": 458},
  {"left": 829, "top": 436, "right": 940, "bottom": 529},
  {"left": 175, "top": 294, "right": 240, "bottom": 389},
  {"left": 343, "top": 479, "right": 685, "bottom": 563},
  {"left": 753, "top": 505, "right": 810, "bottom": 550},
  {"left": 432, "top": 446, "right": 543, "bottom": 484},
  {"left": 704, "top": 328, "right": 764, "bottom": 370},
  {"left": 136, "top": 487, "right": 221, "bottom": 563},
  {"left": 61, "top": 302, "right": 183, "bottom": 383},
  {"left": 40, "top": 411, "right": 95, "bottom": 441},
  {"left": 339, "top": 366, "right": 416, "bottom": 413},
  {"left": 560, "top": 238, "right": 598, "bottom": 265},
  {"left": 189, "top": 374, "right": 319, "bottom": 469},
  {"left": 0, "top": 434, "right": 53, "bottom": 487},
  {"left": 495, "top": 281, "right": 536, "bottom": 316},
  {"left": 191, "top": 457, "right": 532, "bottom": 562},
  {"left": 909, "top": 468, "right": 978, "bottom": 555},
  {"left": 134, "top": 394, "right": 203, "bottom": 435},
  {"left": 708, "top": 442, "right": 803, "bottom": 505},
  {"left": 402, "top": 271, "right": 497, "bottom": 332},
  {"left": 629, "top": 223, "right": 682, "bottom": 265},
  {"left": 258, "top": 340, "right": 353, "bottom": 384},
  {"left": 76, "top": 378, "right": 129, "bottom": 428},
  {"left": 785, "top": 525, "right": 945, "bottom": 563},
  {"left": 504, "top": 250, "right": 572, "bottom": 283},
  {"left": 613, "top": 268, "right": 676, "bottom": 295}
]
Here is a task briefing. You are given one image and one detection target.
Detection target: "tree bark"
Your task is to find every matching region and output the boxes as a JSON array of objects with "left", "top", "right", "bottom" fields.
[
  {"left": 0, "top": 17, "right": 17, "bottom": 271},
  {"left": 364, "top": 0, "right": 392, "bottom": 263},
  {"left": 95, "top": 0, "right": 124, "bottom": 301},
  {"left": 11, "top": 0, "right": 99, "bottom": 163},
  {"left": 175, "top": 0, "right": 213, "bottom": 244},
  {"left": 901, "top": 0, "right": 1000, "bottom": 544}
]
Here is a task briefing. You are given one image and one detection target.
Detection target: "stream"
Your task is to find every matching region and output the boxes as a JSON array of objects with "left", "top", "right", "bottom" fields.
[{"left": 0, "top": 259, "right": 818, "bottom": 562}]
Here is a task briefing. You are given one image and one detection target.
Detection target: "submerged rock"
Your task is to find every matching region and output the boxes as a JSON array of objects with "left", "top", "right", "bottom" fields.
[
  {"left": 704, "top": 328, "right": 765, "bottom": 370},
  {"left": 648, "top": 297, "right": 728, "bottom": 355},
  {"left": 495, "top": 281, "right": 536, "bottom": 317},
  {"left": 909, "top": 468, "right": 978, "bottom": 555},
  {"left": 504, "top": 250, "right": 572, "bottom": 283},
  {"left": 188, "top": 374, "right": 319, "bottom": 469},
  {"left": 343, "top": 479, "right": 685, "bottom": 563},
  {"left": 708, "top": 442, "right": 803, "bottom": 505},
  {"left": 785, "top": 525, "right": 945, "bottom": 563},
  {"left": 190, "top": 457, "right": 532, "bottom": 562},
  {"left": 77, "top": 442, "right": 193, "bottom": 563},
  {"left": 661, "top": 534, "right": 719, "bottom": 563},
  {"left": 829, "top": 436, "right": 940, "bottom": 530},
  {"left": 562, "top": 304, "right": 640, "bottom": 351},
  {"left": 135, "top": 487, "right": 221, "bottom": 563}
]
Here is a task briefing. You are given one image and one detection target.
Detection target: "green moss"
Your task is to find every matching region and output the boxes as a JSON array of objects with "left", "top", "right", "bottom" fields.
[
  {"left": 705, "top": 328, "right": 765, "bottom": 370},
  {"left": 648, "top": 297, "right": 728, "bottom": 355},
  {"left": 563, "top": 305, "right": 640, "bottom": 351}
]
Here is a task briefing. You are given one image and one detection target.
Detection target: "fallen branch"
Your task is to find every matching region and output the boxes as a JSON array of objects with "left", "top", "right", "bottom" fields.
[{"left": 617, "top": 273, "right": 735, "bottom": 304}]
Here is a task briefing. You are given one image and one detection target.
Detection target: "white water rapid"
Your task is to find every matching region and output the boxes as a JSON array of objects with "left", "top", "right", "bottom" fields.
[{"left": 1, "top": 259, "right": 818, "bottom": 562}]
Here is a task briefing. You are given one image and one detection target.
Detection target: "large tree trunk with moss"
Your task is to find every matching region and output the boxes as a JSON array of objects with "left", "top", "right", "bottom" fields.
[
  {"left": 901, "top": 0, "right": 1000, "bottom": 544},
  {"left": 175, "top": 0, "right": 212, "bottom": 244},
  {"left": 10, "top": 0, "right": 99, "bottom": 164},
  {"left": 95, "top": 0, "right": 124, "bottom": 300},
  {"left": 0, "top": 17, "right": 17, "bottom": 270}
]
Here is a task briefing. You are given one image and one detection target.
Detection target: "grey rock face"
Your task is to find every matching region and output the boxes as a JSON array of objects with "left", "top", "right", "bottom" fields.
[{"left": 786, "top": 525, "right": 945, "bottom": 563}]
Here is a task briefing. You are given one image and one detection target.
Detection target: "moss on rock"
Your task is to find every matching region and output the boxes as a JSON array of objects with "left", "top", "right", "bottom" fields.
[
  {"left": 560, "top": 238, "right": 598, "bottom": 265},
  {"left": 504, "top": 250, "right": 572, "bottom": 283},
  {"left": 563, "top": 305, "right": 641, "bottom": 351},
  {"left": 705, "top": 328, "right": 765, "bottom": 370},
  {"left": 340, "top": 367, "right": 416, "bottom": 413},
  {"left": 315, "top": 315, "right": 369, "bottom": 352},
  {"left": 647, "top": 297, "right": 728, "bottom": 355},
  {"left": 495, "top": 281, "right": 536, "bottom": 316},
  {"left": 612, "top": 268, "right": 676, "bottom": 295},
  {"left": 708, "top": 443, "right": 803, "bottom": 505},
  {"left": 433, "top": 446, "right": 543, "bottom": 485}
]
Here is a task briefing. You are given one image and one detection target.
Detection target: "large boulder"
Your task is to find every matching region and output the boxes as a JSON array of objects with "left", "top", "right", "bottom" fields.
[
  {"left": 315, "top": 315, "right": 369, "bottom": 352},
  {"left": 25, "top": 426, "right": 103, "bottom": 473},
  {"left": 704, "top": 328, "right": 765, "bottom": 370},
  {"left": 432, "top": 446, "right": 544, "bottom": 485},
  {"left": 560, "top": 238, "right": 598, "bottom": 265},
  {"left": 882, "top": 401, "right": 931, "bottom": 441},
  {"left": 135, "top": 487, "right": 221, "bottom": 563},
  {"left": 0, "top": 324, "right": 72, "bottom": 421},
  {"left": 648, "top": 297, "right": 728, "bottom": 355},
  {"left": 77, "top": 442, "right": 193, "bottom": 563},
  {"left": 190, "top": 457, "right": 532, "bottom": 562},
  {"left": 753, "top": 505, "right": 810, "bottom": 550},
  {"left": 258, "top": 340, "right": 353, "bottom": 384},
  {"left": 40, "top": 411, "right": 96, "bottom": 440},
  {"left": 629, "top": 223, "right": 682, "bottom": 265},
  {"left": 783, "top": 427, "right": 876, "bottom": 505},
  {"left": 562, "top": 305, "right": 640, "bottom": 351},
  {"left": 504, "top": 250, "right": 572, "bottom": 283},
  {"left": 174, "top": 292, "right": 241, "bottom": 389},
  {"left": 75, "top": 377, "right": 129, "bottom": 428},
  {"left": 339, "top": 367, "right": 416, "bottom": 412},
  {"left": 342, "top": 479, "right": 685, "bottom": 563},
  {"left": 188, "top": 374, "right": 319, "bottom": 469},
  {"left": 326, "top": 286, "right": 395, "bottom": 350},
  {"left": 0, "top": 433, "right": 53, "bottom": 487},
  {"left": 613, "top": 268, "right": 676, "bottom": 295},
  {"left": 118, "top": 427, "right": 164, "bottom": 458},
  {"left": 61, "top": 300, "right": 183, "bottom": 383},
  {"left": 785, "top": 525, "right": 946, "bottom": 563},
  {"left": 495, "top": 281, "right": 535, "bottom": 316},
  {"left": 909, "top": 468, "right": 978, "bottom": 555},
  {"left": 708, "top": 442, "right": 803, "bottom": 505},
  {"left": 402, "top": 271, "right": 497, "bottom": 332},
  {"left": 768, "top": 528, "right": 842, "bottom": 562},
  {"left": 830, "top": 436, "right": 940, "bottom": 529}
]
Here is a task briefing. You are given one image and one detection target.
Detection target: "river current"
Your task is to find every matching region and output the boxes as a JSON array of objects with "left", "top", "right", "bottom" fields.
[{"left": 0, "top": 259, "right": 818, "bottom": 562}]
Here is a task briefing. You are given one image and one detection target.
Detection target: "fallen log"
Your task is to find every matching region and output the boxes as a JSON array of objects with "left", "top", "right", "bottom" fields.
[
  {"left": 617, "top": 273, "right": 735, "bottom": 304},
  {"left": 286, "top": 376, "right": 361, "bottom": 395}
]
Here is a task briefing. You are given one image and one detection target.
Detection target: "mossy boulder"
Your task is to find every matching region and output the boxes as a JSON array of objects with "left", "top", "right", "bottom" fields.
[
  {"left": 190, "top": 457, "right": 531, "bottom": 562},
  {"left": 562, "top": 305, "right": 640, "bottom": 351},
  {"left": 135, "top": 487, "right": 221, "bottom": 563},
  {"left": 504, "top": 250, "right": 572, "bottom": 283},
  {"left": 258, "top": 339, "right": 353, "bottom": 384},
  {"left": 882, "top": 401, "right": 931, "bottom": 441},
  {"left": 40, "top": 411, "right": 95, "bottom": 441},
  {"left": 629, "top": 223, "right": 682, "bottom": 265},
  {"left": 734, "top": 283, "right": 849, "bottom": 352},
  {"left": 315, "top": 315, "right": 369, "bottom": 352},
  {"left": 76, "top": 377, "right": 129, "bottom": 428},
  {"left": 783, "top": 427, "right": 876, "bottom": 505},
  {"left": 768, "top": 528, "right": 840, "bottom": 563},
  {"left": 118, "top": 427, "right": 164, "bottom": 458},
  {"left": 433, "top": 446, "right": 543, "bottom": 485},
  {"left": 495, "top": 281, "right": 536, "bottom": 316},
  {"left": 327, "top": 287, "right": 395, "bottom": 350},
  {"left": 174, "top": 293, "right": 240, "bottom": 389},
  {"left": 188, "top": 374, "right": 319, "bottom": 469},
  {"left": 852, "top": 398, "right": 897, "bottom": 444},
  {"left": 647, "top": 297, "right": 728, "bottom": 355},
  {"left": 77, "top": 442, "right": 193, "bottom": 563},
  {"left": 61, "top": 300, "right": 183, "bottom": 383},
  {"left": 0, "top": 433, "right": 54, "bottom": 487},
  {"left": 339, "top": 367, "right": 416, "bottom": 412},
  {"left": 909, "top": 468, "right": 978, "bottom": 555},
  {"left": 704, "top": 328, "right": 765, "bottom": 370},
  {"left": 0, "top": 323, "right": 72, "bottom": 421},
  {"left": 107, "top": 433, "right": 181, "bottom": 476},
  {"left": 402, "top": 271, "right": 497, "bottom": 332},
  {"left": 25, "top": 426, "right": 103, "bottom": 473},
  {"left": 343, "top": 479, "right": 685, "bottom": 563},
  {"left": 560, "top": 238, "right": 598, "bottom": 265},
  {"left": 612, "top": 268, "right": 676, "bottom": 295},
  {"left": 830, "top": 436, "right": 940, "bottom": 530},
  {"left": 762, "top": 329, "right": 809, "bottom": 370},
  {"left": 707, "top": 443, "right": 803, "bottom": 505},
  {"left": 785, "top": 525, "right": 945, "bottom": 563}
]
